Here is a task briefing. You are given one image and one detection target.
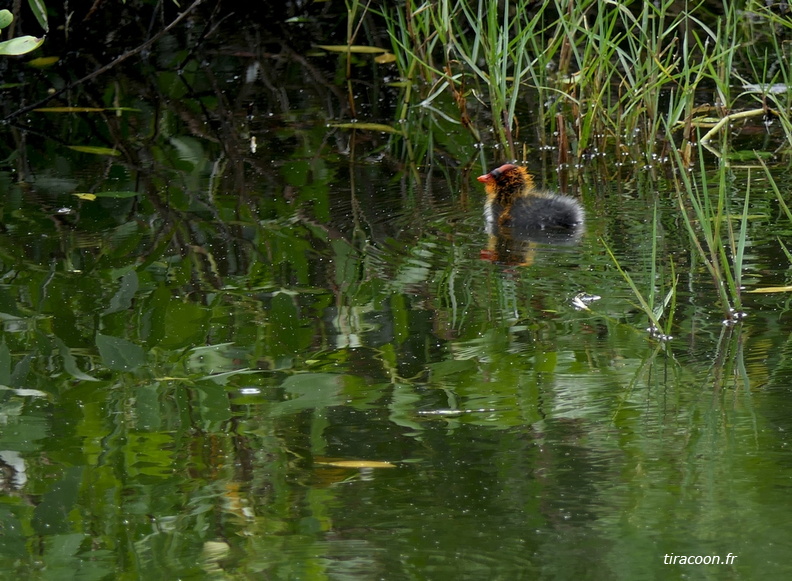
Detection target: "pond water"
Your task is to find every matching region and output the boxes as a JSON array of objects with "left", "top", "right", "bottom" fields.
[{"left": 2, "top": 2, "right": 792, "bottom": 580}]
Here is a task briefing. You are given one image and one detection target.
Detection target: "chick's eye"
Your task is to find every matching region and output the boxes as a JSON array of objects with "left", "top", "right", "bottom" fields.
[{"left": 490, "top": 168, "right": 502, "bottom": 178}]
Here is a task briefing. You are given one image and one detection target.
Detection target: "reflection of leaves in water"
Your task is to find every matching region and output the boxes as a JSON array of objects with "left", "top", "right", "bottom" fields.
[
  {"left": 429, "top": 359, "right": 477, "bottom": 378},
  {"left": 55, "top": 337, "right": 98, "bottom": 381},
  {"left": 103, "top": 271, "right": 139, "bottom": 315},
  {"left": 95, "top": 333, "right": 146, "bottom": 371},
  {"left": 126, "top": 432, "right": 176, "bottom": 477},
  {"left": 170, "top": 136, "right": 206, "bottom": 169},
  {"left": 273, "top": 373, "right": 347, "bottom": 415},
  {"left": 0, "top": 341, "right": 9, "bottom": 385}
]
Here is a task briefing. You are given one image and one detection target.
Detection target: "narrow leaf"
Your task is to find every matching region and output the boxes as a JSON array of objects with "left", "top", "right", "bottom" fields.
[
  {"left": 316, "top": 44, "right": 387, "bottom": 54},
  {"left": 35, "top": 106, "right": 138, "bottom": 112},
  {"left": 746, "top": 286, "right": 792, "bottom": 293},
  {"left": 92, "top": 191, "right": 139, "bottom": 198},
  {"left": 36, "top": 107, "right": 104, "bottom": 113},
  {"left": 330, "top": 122, "right": 402, "bottom": 134},
  {"left": 27, "top": 0, "right": 49, "bottom": 33},
  {"left": 67, "top": 145, "right": 120, "bottom": 156},
  {"left": 314, "top": 460, "right": 396, "bottom": 469}
]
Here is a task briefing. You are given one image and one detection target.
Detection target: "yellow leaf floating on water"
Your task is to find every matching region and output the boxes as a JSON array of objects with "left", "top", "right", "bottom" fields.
[
  {"left": 330, "top": 122, "right": 401, "bottom": 134},
  {"left": 37, "top": 107, "right": 105, "bottom": 113},
  {"left": 315, "top": 460, "right": 396, "bottom": 469},
  {"left": 67, "top": 145, "right": 121, "bottom": 156},
  {"left": 746, "top": 286, "right": 792, "bottom": 293},
  {"left": 27, "top": 56, "right": 59, "bottom": 68},
  {"left": 374, "top": 52, "right": 397, "bottom": 64},
  {"left": 73, "top": 193, "right": 96, "bottom": 201},
  {"left": 316, "top": 44, "right": 387, "bottom": 54}
]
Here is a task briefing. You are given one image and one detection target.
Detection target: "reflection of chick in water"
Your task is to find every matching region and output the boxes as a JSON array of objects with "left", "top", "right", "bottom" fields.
[{"left": 477, "top": 164, "right": 585, "bottom": 265}]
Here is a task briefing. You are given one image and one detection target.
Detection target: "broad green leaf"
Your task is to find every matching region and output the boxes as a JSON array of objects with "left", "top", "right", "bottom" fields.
[
  {"left": 73, "top": 193, "right": 96, "bottom": 201},
  {"left": 329, "top": 122, "right": 402, "bottom": 134},
  {"left": 0, "top": 35, "right": 44, "bottom": 56},
  {"left": 103, "top": 271, "right": 138, "bottom": 315},
  {"left": 316, "top": 44, "right": 386, "bottom": 54},
  {"left": 159, "top": 302, "right": 210, "bottom": 349},
  {"left": 272, "top": 373, "right": 347, "bottom": 415},
  {"left": 96, "top": 333, "right": 146, "bottom": 371},
  {"left": 67, "top": 145, "right": 120, "bottom": 156},
  {"left": 32, "top": 469, "right": 81, "bottom": 533},
  {"left": 10, "top": 353, "right": 33, "bottom": 388},
  {"left": 136, "top": 382, "right": 163, "bottom": 430},
  {"left": 195, "top": 382, "right": 232, "bottom": 427},
  {"left": 27, "top": 0, "right": 48, "bottom": 33},
  {"left": 0, "top": 10, "right": 12, "bottom": 29}
]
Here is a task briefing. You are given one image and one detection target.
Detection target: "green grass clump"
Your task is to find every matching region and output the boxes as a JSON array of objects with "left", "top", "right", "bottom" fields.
[{"left": 378, "top": 0, "right": 792, "bottom": 166}]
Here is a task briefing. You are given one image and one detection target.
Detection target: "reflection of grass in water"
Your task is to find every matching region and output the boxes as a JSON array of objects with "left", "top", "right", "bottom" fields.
[{"left": 601, "top": 201, "right": 677, "bottom": 341}]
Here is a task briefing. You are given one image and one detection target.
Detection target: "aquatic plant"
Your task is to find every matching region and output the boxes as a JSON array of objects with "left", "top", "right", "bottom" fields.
[
  {"left": 0, "top": 4, "right": 46, "bottom": 56},
  {"left": 378, "top": 0, "right": 792, "bottom": 166},
  {"left": 669, "top": 137, "right": 751, "bottom": 322}
]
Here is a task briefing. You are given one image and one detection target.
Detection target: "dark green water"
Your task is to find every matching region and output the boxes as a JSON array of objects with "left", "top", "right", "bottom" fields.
[
  {"left": 3, "top": 153, "right": 792, "bottom": 579},
  {"left": 2, "top": 3, "right": 792, "bottom": 580}
]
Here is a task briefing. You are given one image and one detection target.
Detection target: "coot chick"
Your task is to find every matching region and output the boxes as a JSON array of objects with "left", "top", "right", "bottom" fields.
[{"left": 477, "top": 163, "right": 584, "bottom": 237}]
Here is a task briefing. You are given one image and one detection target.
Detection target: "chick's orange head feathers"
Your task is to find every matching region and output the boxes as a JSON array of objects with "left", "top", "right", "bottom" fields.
[{"left": 477, "top": 164, "right": 534, "bottom": 200}]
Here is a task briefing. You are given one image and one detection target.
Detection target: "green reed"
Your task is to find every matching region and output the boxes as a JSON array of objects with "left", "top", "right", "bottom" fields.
[
  {"left": 379, "top": 0, "right": 546, "bottom": 160},
  {"left": 378, "top": 0, "right": 792, "bottom": 165},
  {"left": 669, "top": 136, "right": 751, "bottom": 318}
]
